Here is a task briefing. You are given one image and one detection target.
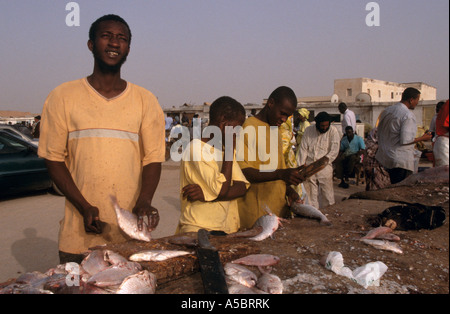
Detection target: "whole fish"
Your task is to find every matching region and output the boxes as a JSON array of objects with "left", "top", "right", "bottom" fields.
[
  {"left": 360, "top": 226, "right": 393, "bottom": 240},
  {"left": 110, "top": 195, "right": 152, "bottom": 242},
  {"left": 256, "top": 272, "right": 283, "bottom": 294},
  {"left": 116, "top": 270, "right": 157, "bottom": 294},
  {"left": 87, "top": 262, "right": 142, "bottom": 287},
  {"left": 129, "top": 250, "right": 193, "bottom": 262},
  {"left": 290, "top": 203, "right": 331, "bottom": 226},
  {"left": 224, "top": 263, "right": 258, "bottom": 288},
  {"left": 81, "top": 250, "right": 110, "bottom": 276},
  {"left": 231, "top": 254, "right": 280, "bottom": 267},
  {"left": 249, "top": 206, "right": 284, "bottom": 241},
  {"left": 360, "top": 239, "right": 403, "bottom": 254}
]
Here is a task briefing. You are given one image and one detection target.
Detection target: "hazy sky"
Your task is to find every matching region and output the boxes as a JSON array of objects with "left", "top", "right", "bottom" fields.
[{"left": 0, "top": 0, "right": 448, "bottom": 113}]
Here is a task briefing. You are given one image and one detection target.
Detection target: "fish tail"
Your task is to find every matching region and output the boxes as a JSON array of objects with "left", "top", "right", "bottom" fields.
[{"left": 263, "top": 204, "right": 273, "bottom": 215}]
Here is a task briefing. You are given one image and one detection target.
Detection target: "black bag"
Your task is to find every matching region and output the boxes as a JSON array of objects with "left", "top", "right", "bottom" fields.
[{"left": 373, "top": 203, "right": 446, "bottom": 231}]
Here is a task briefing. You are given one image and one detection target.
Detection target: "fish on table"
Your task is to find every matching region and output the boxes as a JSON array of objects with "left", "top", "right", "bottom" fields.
[
  {"left": 231, "top": 254, "right": 280, "bottom": 267},
  {"left": 128, "top": 250, "right": 193, "bottom": 262},
  {"left": 256, "top": 271, "right": 283, "bottom": 294},
  {"left": 86, "top": 261, "right": 143, "bottom": 287},
  {"left": 115, "top": 270, "right": 157, "bottom": 294},
  {"left": 224, "top": 263, "right": 258, "bottom": 288}
]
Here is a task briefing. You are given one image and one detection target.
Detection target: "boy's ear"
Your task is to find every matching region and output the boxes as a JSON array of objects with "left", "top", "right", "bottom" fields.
[
  {"left": 87, "top": 40, "right": 93, "bottom": 52},
  {"left": 267, "top": 98, "right": 275, "bottom": 110}
]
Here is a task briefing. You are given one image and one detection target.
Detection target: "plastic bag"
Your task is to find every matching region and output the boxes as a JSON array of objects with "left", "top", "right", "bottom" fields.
[{"left": 323, "top": 251, "right": 388, "bottom": 289}]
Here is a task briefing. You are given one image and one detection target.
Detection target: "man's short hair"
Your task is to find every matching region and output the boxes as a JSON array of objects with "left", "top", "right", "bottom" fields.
[
  {"left": 315, "top": 112, "right": 333, "bottom": 124},
  {"left": 345, "top": 126, "right": 354, "bottom": 132},
  {"left": 338, "top": 102, "right": 347, "bottom": 111},
  {"left": 268, "top": 86, "right": 297, "bottom": 108},
  {"left": 209, "top": 96, "right": 245, "bottom": 124},
  {"left": 401, "top": 87, "right": 421, "bottom": 102},
  {"left": 89, "top": 14, "right": 132, "bottom": 45}
]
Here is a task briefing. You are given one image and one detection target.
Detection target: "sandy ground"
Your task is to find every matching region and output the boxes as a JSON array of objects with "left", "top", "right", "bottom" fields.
[
  {"left": 0, "top": 159, "right": 361, "bottom": 283},
  {"left": 1, "top": 159, "right": 448, "bottom": 295}
]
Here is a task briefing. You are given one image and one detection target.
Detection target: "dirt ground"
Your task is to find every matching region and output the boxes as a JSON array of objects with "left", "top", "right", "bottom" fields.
[
  {"left": 157, "top": 182, "right": 449, "bottom": 294},
  {"left": 1, "top": 160, "right": 447, "bottom": 295}
]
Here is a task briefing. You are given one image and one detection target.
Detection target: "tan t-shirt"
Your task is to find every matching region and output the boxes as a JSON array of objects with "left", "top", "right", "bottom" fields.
[{"left": 38, "top": 78, "right": 165, "bottom": 254}]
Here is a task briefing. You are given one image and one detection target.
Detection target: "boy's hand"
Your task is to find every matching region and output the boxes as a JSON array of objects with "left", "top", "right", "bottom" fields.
[{"left": 182, "top": 184, "right": 206, "bottom": 202}]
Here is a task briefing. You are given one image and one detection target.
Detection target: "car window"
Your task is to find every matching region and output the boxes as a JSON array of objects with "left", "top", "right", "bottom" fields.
[{"left": 0, "top": 133, "right": 28, "bottom": 154}]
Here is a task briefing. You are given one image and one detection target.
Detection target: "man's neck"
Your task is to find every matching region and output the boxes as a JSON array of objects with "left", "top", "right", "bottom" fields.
[
  {"left": 87, "top": 69, "right": 127, "bottom": 99},
  {"left": 255, "top": 107, "right": 270, "bottom": 125}
]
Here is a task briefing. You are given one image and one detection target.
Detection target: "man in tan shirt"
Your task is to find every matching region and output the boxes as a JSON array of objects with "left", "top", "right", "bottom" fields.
[{"left": 38, "top": 15, "right": 165, "bottom": 263}]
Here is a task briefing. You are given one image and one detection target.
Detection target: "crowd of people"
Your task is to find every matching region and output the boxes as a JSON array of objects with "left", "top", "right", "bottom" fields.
[
  {"left": 36, "top": 14, "right": 449, "bottom": 264},
  {"left": 5, "top": 115, "right": 41, "bottom": 139}
]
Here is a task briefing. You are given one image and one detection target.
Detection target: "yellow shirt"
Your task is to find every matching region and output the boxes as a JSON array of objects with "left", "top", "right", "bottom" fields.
[
  {"left": 38, "top": 78, "right": 165, "bottom": 254},
  {"left": 236, "top": 117, "right": 288, "bottom": 229},
  {"left": 176, "top": 139, "right": 249, "bottom": 234}
]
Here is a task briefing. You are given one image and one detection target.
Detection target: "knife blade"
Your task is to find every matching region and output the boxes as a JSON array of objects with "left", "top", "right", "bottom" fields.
[{"left": 196, "top": 229, "right": 228, "bottom": 294}]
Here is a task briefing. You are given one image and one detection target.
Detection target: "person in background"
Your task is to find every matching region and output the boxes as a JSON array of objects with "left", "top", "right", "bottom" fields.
[
  {"left": 31, "top": 115, "right": 41, "bottom": 139},
  {"left": 375, "top": 87, "right": 432, "bottom": 184},
  {"left": 433, "top": 99, "right": 449, "bottom": 167},
  {"left": 38, "top": 15, "right": 165, "bottom": 263},
  {"left": 298, "top": 112, "right": 340, "bottom": 209},
  {"left": 335, "top": 126, "right": 366, "bottom": 189},
  {"left": 363, "top": 128, "right": 391, "bottom": 191},
  {"left": 338, "top": 102, "right": 356, "bottom": 135},
  {"left": 237, "top": 86, "right": 304, "bottom": 229},
  {"left": 176, "top": 96, "right": 249, "bottom": 234},
  {"left": 429, "top": 101, "right": 445, "bottom": 141}
]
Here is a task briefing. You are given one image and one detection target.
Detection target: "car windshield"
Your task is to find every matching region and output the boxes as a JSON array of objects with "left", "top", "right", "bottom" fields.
[{"left": 0, "top": 132, "right": 29, "bottom": 154}]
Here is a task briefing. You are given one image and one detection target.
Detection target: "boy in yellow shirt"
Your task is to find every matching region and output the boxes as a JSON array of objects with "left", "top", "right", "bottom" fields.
[
  {"left": 236, "top": 86, "right": 305, "bottom": 229},
  {"left": 176, "top": 97, "right": 250, "bottom": 234}
]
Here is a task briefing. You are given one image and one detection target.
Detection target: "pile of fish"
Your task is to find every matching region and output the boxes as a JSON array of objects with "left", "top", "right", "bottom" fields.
[
  {"left": 224, "top": 254, "right": 283, "bottom": 294},
  {"left": 0, "top": 249, "right": 157, "bottom": 294}
]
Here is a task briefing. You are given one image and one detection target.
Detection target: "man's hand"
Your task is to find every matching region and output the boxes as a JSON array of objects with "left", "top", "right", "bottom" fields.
[
  {"left": 277, "top": 167, "right": 305, "bottom": 186},
  {"left": 81, "top": 206, "right": 103, "bottom": 234},
  {"left": 182, "top": 184, "right": 206, "bottom": 202},
  {"left": 132, "top": 200, "right": 160, "bottom": 232},
  {"left": 286, "top": 185, "right": 302, "bottom": 206}
]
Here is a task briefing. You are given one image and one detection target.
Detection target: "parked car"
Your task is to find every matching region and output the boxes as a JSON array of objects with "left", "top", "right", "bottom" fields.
[
  {"left": 0, "top": 124, "right": 37, "bottom": 144},
  {"left": 0, "top": 130, "right": 63, "bottom": 197}
]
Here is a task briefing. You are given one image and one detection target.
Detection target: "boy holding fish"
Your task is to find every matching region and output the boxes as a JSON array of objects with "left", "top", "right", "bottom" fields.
[
  {"left": 236, "top": 86, "right": 305, "bottom": 229},
  {"left": 176, "top": 96, "right": 250, "bottom": 234}
]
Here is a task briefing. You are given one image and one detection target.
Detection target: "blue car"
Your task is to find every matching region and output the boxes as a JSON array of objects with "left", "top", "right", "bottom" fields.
[{"left": 0, "top": 130, "right": 63, "bottom": 197}]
